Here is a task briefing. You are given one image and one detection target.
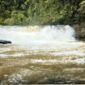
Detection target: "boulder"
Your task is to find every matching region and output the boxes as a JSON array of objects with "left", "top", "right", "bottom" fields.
[
  {"left": 73, "top": 23, "right": 85, "bottom": 41},
  {"left": 0, "top": 40, "right": 12, "bottom": 44}
]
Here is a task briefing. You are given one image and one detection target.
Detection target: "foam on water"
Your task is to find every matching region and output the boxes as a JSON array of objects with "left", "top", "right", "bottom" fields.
[
  {"left": 0, "top": 25, "right": 79, "bottom": 50},
  {"left": 0, "top": 25, "right": 85, "bottom": 58}
]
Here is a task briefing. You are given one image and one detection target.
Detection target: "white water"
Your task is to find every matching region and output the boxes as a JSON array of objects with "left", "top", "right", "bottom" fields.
[
  {"left": 0, "top": 25, "right": 79, "bottom": 49},
  {"left": 0, "top": 25, "right": 85, "bottom": 84},
  {"left": 0, "top": 25, "right": 85, "bottom": 57}
]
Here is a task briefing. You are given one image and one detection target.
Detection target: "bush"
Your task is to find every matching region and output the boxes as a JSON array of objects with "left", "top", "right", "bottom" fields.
[{"left": 0, "top": 0, "right": 84, "bottom": 25}]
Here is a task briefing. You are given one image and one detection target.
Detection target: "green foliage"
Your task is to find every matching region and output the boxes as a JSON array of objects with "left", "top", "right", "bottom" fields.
[
  {"left": 79, "top": 0, "right": 85, "bottom": 23},
  {"left": 4, "top": 18, "right": 15, "bottom": 25},
  {"left": 79, "top": 0, "right": 85, "bottom": 14},
  {"left": 0, "top": 0, "right": 84, "bottom": 25}
]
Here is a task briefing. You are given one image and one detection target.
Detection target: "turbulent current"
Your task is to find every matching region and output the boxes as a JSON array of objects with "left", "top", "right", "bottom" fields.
[
  {"left": 0, "top": 25, "right": 85, "bottom": 84},
  {"left": 0, "top": 25, "right": 75, "bottom": 45},
  {"left": 0, "top": 25, "right": 85, "bottom": 57}
]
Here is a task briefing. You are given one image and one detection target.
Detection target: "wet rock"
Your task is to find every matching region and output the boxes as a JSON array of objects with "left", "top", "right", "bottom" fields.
[
  {"left": 0, "top": 40, "right": 12, "bottom": 44},
  {"left": 38, "top": 77, "right": 85, "bottom": 84},
  {"left": 73, "top": 23, "right": 85, "bottom": 41},
  {"left": 75, "top": 32, "right": 85, "bottom": 41}
]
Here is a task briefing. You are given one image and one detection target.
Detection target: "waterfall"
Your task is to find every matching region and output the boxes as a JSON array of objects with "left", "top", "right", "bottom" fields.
[{"left": 0, "top": 25, "right": 82, "bottom": 50}]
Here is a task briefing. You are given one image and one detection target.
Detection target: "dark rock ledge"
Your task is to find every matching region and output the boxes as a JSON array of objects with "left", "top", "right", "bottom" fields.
[{"left": 0, "top": 40, "right": 12, "bottom": 44}]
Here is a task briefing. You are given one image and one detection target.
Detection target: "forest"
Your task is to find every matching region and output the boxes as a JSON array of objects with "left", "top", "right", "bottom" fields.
[{"left": 0, "top": 0, "right": 85, "bottom": 25}]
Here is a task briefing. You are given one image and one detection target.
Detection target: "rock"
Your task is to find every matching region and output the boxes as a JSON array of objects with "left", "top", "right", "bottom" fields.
[
  {"left": 73, "top": 23, "right": 85, "bottom": 41},
  {"left": 0, "top": 40, "right": 12, "bottom": 44}
]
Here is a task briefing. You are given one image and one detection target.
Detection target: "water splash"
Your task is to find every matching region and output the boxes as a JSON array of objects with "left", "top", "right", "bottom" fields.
[
  {"left": 0, "top": 25, "right": 85, "bottom": 58},
  {"left": 0, "top": 25, "right": 82, "bottom": 50}
]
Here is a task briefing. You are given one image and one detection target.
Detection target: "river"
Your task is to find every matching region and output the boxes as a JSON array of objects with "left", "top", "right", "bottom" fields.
[{"left": 0, "top": 25, "right": 85, "bottom": 84}]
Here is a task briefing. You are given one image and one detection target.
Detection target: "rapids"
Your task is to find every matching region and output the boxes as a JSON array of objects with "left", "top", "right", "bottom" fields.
[
  {"left": 0, "top": 25, "right": 85, "bottom": 57},
  {"left": 0, "top": 25, "right": 85, "bottom": 84}
]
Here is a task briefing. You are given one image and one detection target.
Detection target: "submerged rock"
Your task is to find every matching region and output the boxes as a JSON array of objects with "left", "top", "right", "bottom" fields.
[{"left": 0, "top": 40, "right": 12, "bottom": 44}]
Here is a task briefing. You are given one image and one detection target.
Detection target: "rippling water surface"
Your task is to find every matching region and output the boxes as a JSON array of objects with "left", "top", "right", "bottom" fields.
[
  {"left": 0, "top": 25, "right": 85, "bottom": 84},
  {"left": 0, "top": 25, "right": 85, "bottom": 57}
]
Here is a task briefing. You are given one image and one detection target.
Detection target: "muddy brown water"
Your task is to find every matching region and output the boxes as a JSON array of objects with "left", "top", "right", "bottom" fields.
[{"left": 0, "top": 25, "right": 85, "bottom": 84}]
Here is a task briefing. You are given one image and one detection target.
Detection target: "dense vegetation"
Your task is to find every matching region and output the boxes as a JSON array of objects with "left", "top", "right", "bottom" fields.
[{"left": 0, "top": 0, "right": 85, "bottom": 25}]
